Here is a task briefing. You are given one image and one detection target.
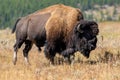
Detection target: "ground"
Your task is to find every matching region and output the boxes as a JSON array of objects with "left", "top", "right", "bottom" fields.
[{"left": 0, "top": 22, "right": 120, "bottom": 80}]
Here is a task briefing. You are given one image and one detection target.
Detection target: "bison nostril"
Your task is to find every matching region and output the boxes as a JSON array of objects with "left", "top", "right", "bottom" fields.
[{"left": 93, "top": 29, "right": 99, "bottom": 35}]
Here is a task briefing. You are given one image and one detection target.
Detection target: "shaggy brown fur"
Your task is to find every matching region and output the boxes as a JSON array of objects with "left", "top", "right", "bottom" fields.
[{"left": 44, "top": 4, "right": 84, "bottom": 63}]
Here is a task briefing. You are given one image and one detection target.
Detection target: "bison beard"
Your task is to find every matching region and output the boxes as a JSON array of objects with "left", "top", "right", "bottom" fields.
[{"left": 61, "top": 37, "right": 97, "bottom": 58}]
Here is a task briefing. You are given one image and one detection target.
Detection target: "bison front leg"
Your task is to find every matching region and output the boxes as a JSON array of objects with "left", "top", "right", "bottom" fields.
[
  {"left": 44, "top": 42, "right": 56, "bottom": 65},
  {"left": 61, "top": 48, "right": 75, "bottom": 64},
  {"left": 23, "top": 40, "right": 33, "bottom": 65}
]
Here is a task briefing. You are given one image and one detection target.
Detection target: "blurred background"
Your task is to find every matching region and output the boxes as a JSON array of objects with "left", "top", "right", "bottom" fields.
[
  {"left": 0, "top": 0, "right": 120, "bottom": 29},
  {"left": 0, "top": 1, "right": 120, "bottom": 80}
]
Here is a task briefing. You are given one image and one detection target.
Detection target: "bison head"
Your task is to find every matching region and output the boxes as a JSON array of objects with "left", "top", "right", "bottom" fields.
[
  {"left": 74, "top": 20, "right": 99, "bottom": 58},
  {"left": 76, "top": 20, "right": 99, "bottom": 38}
]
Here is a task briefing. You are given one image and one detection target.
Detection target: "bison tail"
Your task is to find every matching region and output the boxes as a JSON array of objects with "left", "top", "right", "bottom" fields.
[{"left": 12, "top": 18, "right": 21, "bottom": 33}]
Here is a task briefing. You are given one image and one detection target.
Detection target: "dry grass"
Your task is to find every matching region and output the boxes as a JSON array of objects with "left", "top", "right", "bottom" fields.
[{"left": 0, "top": 21, "right": 120, "bottom": 80}]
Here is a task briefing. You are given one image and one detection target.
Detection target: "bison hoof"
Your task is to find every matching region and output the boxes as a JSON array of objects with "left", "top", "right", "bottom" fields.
[
  {"left": 13, "top": 57, "right": 17, "bottom": 65},
  {"left": 24, "top": 57, "right": 31, "bottom": 65}
]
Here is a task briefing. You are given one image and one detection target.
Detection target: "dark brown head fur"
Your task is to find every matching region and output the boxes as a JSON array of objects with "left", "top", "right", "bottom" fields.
[{"left": 61, "top": 20, "right": 99, "bottom": 58}]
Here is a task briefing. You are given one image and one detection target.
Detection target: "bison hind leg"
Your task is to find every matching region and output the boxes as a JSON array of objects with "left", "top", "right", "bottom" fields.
[
  {"left": 13, "top": 39, "right": 25, "bottom": 65},
  {"left": 23, "top": 40, "right": 33, "bottom": 65}
]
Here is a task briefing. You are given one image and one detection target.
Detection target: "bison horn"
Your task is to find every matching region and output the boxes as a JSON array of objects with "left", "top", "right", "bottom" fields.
[{"left": 77, "top": 23, "right": 84, "bottom": 33}]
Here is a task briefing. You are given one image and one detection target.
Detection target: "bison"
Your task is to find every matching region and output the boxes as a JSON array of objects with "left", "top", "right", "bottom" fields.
[{"left": 12, "top": 4, "right": 84, "bottom": 65}]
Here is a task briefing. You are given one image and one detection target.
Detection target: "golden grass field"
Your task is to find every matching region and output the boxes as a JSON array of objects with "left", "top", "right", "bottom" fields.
[{"left": 0, "top": 22, "right": 120, "bottom": 80}]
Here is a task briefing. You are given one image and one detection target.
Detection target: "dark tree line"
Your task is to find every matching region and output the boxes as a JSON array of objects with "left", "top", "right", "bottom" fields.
[{"left": 0, "top": 0, "right": 120, "bottom": 29}]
